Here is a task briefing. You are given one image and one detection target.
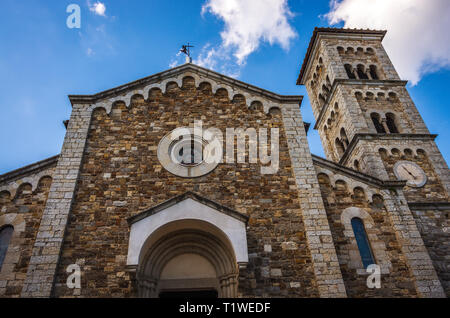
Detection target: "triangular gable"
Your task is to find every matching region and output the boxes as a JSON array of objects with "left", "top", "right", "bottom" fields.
[
  {"left": 127, "top": 191, "right": 249, "bottom": 225},
  {"left": 69, "top": 63, "right": 302, "bottom": 114}
]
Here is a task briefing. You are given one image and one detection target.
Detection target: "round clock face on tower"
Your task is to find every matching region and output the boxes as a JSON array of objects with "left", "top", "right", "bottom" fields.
[{"left": 393, "top": 161, "right": 427, "bottom": 188}]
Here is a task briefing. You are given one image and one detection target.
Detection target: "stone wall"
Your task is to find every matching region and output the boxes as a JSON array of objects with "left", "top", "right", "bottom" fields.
[
  {"left": 314, "top": 167, "right": 418, "bottom": 297},
  {"left": 0, "top": 163, "right": 55, "bottom": 297},
  {"left": 51, "top": 77, "right": 320, "bottom": 298},
  {"left": 411, "top": 206, "right": 450, "bottom": 297},
  {"left": 378, "top": 144, "right": 449, "bottom": 203}
]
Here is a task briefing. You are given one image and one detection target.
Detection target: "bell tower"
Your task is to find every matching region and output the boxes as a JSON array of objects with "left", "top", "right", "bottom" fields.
[{"left": 297, "top": 28, "right": 450, "bottom": 202}]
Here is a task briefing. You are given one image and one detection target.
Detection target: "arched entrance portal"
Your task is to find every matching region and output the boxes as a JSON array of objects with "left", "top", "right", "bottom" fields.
[
  {"left": 137, "top": 226, "right": 238, "bottom": 298},
  {"left": 126, "top": 192, "right": 249, "bottom": 298}
]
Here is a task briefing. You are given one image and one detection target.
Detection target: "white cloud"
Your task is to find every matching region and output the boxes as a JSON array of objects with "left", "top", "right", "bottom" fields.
[
  {"left": 198, "top": 0, "right": 297, "bottom": 75},
  {"left": 195, "top": 44, "right": 241, "bottom": 77},
  {"left": 325, "top": 0, "right": 450, "bottom": 85},
  {"left": 88, "top": 1, "right": 106, "bottom": 17}
]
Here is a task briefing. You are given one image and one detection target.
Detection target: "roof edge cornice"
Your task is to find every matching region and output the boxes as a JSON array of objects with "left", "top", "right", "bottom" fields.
[{"left": 69, "top": 63, "right": 303, "bottom": 106}]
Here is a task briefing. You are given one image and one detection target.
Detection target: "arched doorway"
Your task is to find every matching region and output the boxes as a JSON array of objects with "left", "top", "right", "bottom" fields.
[
  {"left": 126, "top": 192, "right": 249, "bottom": 298},
  {"left": 137, "top": 227, "right": 239, "bottom": 298}
]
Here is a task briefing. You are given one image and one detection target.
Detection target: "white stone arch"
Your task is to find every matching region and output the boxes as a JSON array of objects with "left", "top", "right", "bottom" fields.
[
  {"left": 127, "top": 196, "right": 248, "bottom": 267},
  {"left": 0, "top": 171, "right": 54, "bottom": 199},
  {"left": 340, "top": 207, "right": 391, "bottom": 274},
  {"left": 161, "top": 77, "right": 183, "bottom": 93},
  {"left": 143, "top": 83, "right": 164, "bottom": 100},
  {"left": 181, "top": 72, "right": 201, "bottom": 87}
]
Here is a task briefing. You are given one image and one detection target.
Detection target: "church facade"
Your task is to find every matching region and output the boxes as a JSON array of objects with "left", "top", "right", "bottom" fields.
[{"left": 0, "top": 28, "right": 449, "bottom": 298}]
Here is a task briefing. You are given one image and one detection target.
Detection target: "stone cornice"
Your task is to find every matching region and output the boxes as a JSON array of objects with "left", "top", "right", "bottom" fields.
[
  {"left": 297, "top": 27, "right": 387, "bottom": 85},
  {"left": 0, "top": 155, "right": 59, "bottom": 185},
  {"left": 408, "top": 202, "right": 450, "bottom": 211},
  {"left": 313, "top": 79, "right": 408, "bottom": 129},
  {"left": 312, "top": 154, "right": 406, "bottom": 189},
  {"left": 69, "top": 63, "right": 303, "bottom": 110},
  {"left": 339, "top": 133, "right": 438, "bottom": 166},
  {"left": 127, "top": 191, "right": 249, "bottom": 226}
]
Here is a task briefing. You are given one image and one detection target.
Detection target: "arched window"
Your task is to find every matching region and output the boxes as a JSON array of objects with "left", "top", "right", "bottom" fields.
[
  {"left": 318, "top": 94, "right": 326, "bottom": 108},
  {"left": 335, "top": 138, "right": 345, "bottom": 157},
  {"left": 344, "top": 64, "right": 356, "bottom": 79},
  {"left": 369, "top": 65, "right": 379, "bottom": 80},
  {"left": 0, "top": 225, "right": 14, "bottom": 271},
  {"left": 340, "top": 128, "right": 349, "bottom": 148},
  {"left": 351, "top": 218, "right": 375, "bottom": 268},
  {"left": 371, "top": 113, "right": 386, "bottom": 133},
  {"left": 357, "top": 65, "right": 369, "bottom": 79},
  {"left": 386, "top": 113, "right": 399, "bottom": 133},
  {"left": 326, "top": 76, "right": 332, "bottom": 91},
  {"left": 354, "top": 160, "right": 360, "bottom": 171}
]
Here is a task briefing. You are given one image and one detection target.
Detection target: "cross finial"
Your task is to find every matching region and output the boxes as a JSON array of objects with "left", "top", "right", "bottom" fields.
[{"left": 180, "top": 43, "right": 194, "bottom": 63}]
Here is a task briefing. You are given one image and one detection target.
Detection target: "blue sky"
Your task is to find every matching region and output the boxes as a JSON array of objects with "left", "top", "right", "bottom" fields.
[{"left": 0, "top": 0, "right": 449, "bottom": 174}]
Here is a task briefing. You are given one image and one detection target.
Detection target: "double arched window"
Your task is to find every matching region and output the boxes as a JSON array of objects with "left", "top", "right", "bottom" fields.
[
  {"left": 0, "top": 225, "right": 14, "bottom": 271},
  {"left": 351, "top": 218, "right": 375, "bottom": 268}
]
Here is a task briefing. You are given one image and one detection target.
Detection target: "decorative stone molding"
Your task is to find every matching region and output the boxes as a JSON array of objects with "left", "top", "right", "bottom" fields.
[
  {"left": 157, "top": 128, "right": 220, "bottom": 178},
  {"left": 72, "top": 64, "right": 301, "bottom": 117},
  {"left": 137, "top": 230, "right": 238, "bottom": 298},
  {"left": 0, "top": 170, "right": 54, "bottom": 199},
  {"left": 127, "top": 194, "right": 248, "bottom": 267},
  {"left": 340, "top": 207, "right": 391, "bottom": 275}
]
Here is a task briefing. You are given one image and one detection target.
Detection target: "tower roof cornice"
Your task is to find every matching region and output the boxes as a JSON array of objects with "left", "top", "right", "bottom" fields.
[{"left": 297, "top": 27, "right": 387, "bottom": 85}]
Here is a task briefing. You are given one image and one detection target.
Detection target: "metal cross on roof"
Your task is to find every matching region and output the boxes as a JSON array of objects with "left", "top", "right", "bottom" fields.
[{"left": 180, "top": 43, "right": 194, "bottom": 57}]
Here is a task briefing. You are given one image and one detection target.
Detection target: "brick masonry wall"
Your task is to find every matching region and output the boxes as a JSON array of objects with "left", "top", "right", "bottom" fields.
[
  {"left": 0, "top": 171, "right": 54, "bottom": 297},
  {"left": 51, "top": 77, "right": 321, "bottom": 298}
]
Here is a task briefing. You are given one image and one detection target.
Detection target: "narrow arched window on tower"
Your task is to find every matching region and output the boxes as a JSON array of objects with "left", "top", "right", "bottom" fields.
[
  {"left": 344, "top": 64, "right": 356, "bottom": 79},
  {"left": 340, "top": 128, "right": 349, "bottom": 148},
  {"left": 386, "top": 113, "right": 399, "bottom": 133},
  {"left": 318, "top": 94, "right": 326, "bottom": 108},
  {"left": 335, "top": 138, "right": 345, "bottom": 157},
  {"left": 357, "top": 65, "right": 369, "bottom": 79},
  {"left": 0, "top": 225, "right": 14, "bottom": 271},
  {"left": 371, "top": 113, "right": 386, "bottom": 133},
  {"left": 351, "top": 218, "right": 375, "bottom": 269},
  {"left": 369, "top": 65, "right": 379, "bottom": 80}
]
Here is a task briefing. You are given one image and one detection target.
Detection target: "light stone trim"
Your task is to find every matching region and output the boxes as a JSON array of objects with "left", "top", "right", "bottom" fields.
[
  {"left": 21, "top": 103, "right": 93, "bottom": 298},
  {"left": 0, "top": 169, "right": 55, "bottom": 199},
  {"left": 340, "top": 207, "right": 391, "bottom": 275},
  {"left": 281, "top": 103, "right": 347, "bottom": 298},
  {"left": 89, "top": 71, "right": 283, "bottom": 115},
  {"left": 382, "top": 189, "right": 446, "bottom": 297},
  {"left": 157, "top": 128, "right": 220, "bottom": 178},
  {"left": 127, "top": 197, "right": 248, "bottom": 266},
  {"left": 314, "top": 166, "right": 382, "bottom": 200}
]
